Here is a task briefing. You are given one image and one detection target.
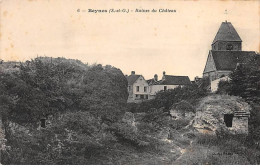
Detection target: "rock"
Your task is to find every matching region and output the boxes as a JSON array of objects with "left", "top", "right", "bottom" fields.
[
  {"left": 170, "top": 101, "right": 195, "bottom": 120},
  {"left": 191, "top": 95, "right": 251, "bottom": 135},
  {"left": 8, "top": 121, "right": 30, "bottom": 134}
]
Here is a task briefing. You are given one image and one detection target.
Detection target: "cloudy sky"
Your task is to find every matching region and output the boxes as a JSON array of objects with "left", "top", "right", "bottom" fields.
[{"left": 1, "top": 0, "right": 259, "bottom": 80}]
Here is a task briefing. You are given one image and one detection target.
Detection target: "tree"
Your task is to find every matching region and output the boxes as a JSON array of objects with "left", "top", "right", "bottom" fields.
[
  {"left": 79, "top": 64, "right": 128, "bottom": 123},
  {"left": 0, "top": 57, "right": 129, "bottom": 164},
  {"left": 221, "top": 55, "right": 260, "bottom": 103},
  {"left": 217, "top": 54, "right": 260, "bottom": 140}
]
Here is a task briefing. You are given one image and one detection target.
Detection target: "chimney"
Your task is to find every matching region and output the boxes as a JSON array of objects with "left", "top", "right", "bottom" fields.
[
  {"left": 131, "top": 71, "right": 135, "bottom": 75},
  {"left": 154, "top": 74, "right": 158, "bottom": 81},
  {"left": 162, "top": 71, "right": 166, "bottom": 80}
]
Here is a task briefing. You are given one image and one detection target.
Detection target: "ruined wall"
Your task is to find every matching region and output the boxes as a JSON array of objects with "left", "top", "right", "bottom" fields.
[
  {"left": 192, "top": 95, "right": 250, "bottom": 135},
  {"left": 230, "top": 117, "right": 249, "bottom": 134}
]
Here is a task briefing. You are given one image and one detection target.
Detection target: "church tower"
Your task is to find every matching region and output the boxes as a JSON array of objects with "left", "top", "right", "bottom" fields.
[{"left": 211, "top": 21, "right": 242, "bottom": 51}]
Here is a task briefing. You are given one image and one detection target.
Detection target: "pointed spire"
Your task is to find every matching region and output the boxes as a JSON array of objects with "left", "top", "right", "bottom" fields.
[{"left": 212, "top": 22, "right": 242, "bottom": 44}]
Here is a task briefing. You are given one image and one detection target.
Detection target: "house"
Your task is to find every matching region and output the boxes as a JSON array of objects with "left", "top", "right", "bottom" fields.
[
  {"left": 126, "top": 71, "right": 149, "bottom": 103},
  {"left": 148, "top": 71, "right": 191, "bottom": 99},
  {"left": 203, "top": 21, "right": 259, "bottom": 91},
  {"left": 147, "top": 74, "right": 158, "bottom": 85}
]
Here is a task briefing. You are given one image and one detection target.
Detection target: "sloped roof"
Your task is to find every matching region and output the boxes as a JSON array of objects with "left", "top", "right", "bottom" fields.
[
  {"left": 212, "top": 22, "right": 242, "bottom": 44},
  {"left": 154, "top": 75, "right": 191, "bottom": 85},
  {"left": 147, "top": 79, "right": 157, "bottom": 85},
  {"left": 126, "top": 75, "right": 141, "bottom": 85},
  {"left": 147, "top": 79, "right": 153, "bottom": 84},
  {"left": 211, "top": 50, "right": 257, "bottom": 71}
]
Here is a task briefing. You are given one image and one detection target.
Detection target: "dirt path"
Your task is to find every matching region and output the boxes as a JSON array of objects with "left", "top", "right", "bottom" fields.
[{"left": 170, "top": 129, "right": 195, "bottom": 164}]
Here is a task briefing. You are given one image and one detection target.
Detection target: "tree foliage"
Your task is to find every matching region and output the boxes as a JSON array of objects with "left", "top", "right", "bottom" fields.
[
  {"left": 0, "top": 57, "right": 129, "bottom": 164},
  {"left": 217, "top": 54, "right": 260, "bottom": 140},
  {"left": 127, "top": 79, "right": 209, "bottom": 113},
  {"left": 0, "top": 57, "right": 128, "bottom": 125},
  {"left": 217, "top": 55, "right": 260, "bottom": 103}
]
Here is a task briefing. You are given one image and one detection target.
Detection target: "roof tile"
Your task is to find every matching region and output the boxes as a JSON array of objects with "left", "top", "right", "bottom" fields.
[
  {"left": 212, "top": 22, "right": 242, "bottom": 44},
  {"left": 211, "top": 50, "right": 258, "bottom": 71},
  {"left": 154, "top": 75, "right": 191, "bottom": 85},
  {"left": 126, "top": 75, "right": 141, "bottom": 85}
]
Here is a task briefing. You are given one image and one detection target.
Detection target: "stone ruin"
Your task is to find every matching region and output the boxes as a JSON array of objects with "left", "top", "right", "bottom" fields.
[
  {"left": 170, "top": 100, "right": 195, "bottom": 121},
  {"left": 192, "top": 95, "right": 251, "bottom": 135}
]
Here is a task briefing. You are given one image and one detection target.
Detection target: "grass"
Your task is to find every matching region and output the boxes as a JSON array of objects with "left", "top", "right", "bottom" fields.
[{"left": 185, "top": 133, "right": 260, "bottom": 164}]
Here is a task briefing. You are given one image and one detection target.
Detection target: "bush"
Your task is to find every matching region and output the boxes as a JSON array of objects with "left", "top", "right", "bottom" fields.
[
  {"left": 170, "top": 119, "right": 190, "bottom": 130},
  {"left": 0, "top": 58, "right": 129, "bottom": 164},
  {"left": 218, "top": 55, "right": 260, "bottom": 103},
  {"left": 126, "top": 80, "right": 208, "bottom": 114},
  {"left": 126, "top": 99, "right": 156, "bottom": 113},
  {"left": 79, "top": 64, "right": 128, "bottom": 123},
  {"left": 217, "top": 80, "right": 230, "bottom": 94}
]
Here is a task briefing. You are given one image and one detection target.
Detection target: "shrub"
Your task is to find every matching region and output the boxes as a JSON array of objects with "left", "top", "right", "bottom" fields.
[
  {"left": 217, "top": 80, "right": 230, "bottom": 94},
  {"left": 0, "top": 58, "right": 129, "bottom": 164},
  {"left": 170, "top": 119, "right": 190, "bottom": 130},
  {"left": 126, "top": 81, "right": 208, "bottom": 114},
  {"left": 79, "top": 64, "right": 128, "bottom": 123}
]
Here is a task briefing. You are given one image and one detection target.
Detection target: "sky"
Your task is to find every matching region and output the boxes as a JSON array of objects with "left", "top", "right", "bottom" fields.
[{"left": 0, "top": 0, "right": 259, "bottom": 80}]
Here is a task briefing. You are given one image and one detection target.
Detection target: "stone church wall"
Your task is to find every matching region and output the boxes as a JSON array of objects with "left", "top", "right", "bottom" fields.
[{"left": 211, "top": 76, "right": 229, "bottom": 92}]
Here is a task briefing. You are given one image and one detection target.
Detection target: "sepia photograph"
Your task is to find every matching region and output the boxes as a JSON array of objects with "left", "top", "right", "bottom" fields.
[{"left": 0, "top": 0, "right": 260, "bottom": 165}]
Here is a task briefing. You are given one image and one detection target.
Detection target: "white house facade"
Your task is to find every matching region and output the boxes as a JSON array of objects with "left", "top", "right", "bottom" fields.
[{"left": 126, "top": 71, "right": 149, "bottom": 103}]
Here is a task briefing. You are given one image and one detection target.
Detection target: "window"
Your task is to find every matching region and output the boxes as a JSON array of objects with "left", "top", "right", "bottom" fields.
[
  {"left": 224, "top": 114, "right": 234, "bottom": 127},
  {"left": 136, "top": 95, "right": 138, "bottom": 98},
  {"left": 140, "top": 95, "right": 144, "bottom": 99},
  {"left": 136, "top": 86, "right": 139, "bottom": 92},
  {"left": 164, "top": 86, "right": 167, "bottom": 91},
  {"left": 226, "top": 44, "right": 233, "bottom": 51},
  {"left": 145, "top": 95, "right": 148, "bottom": 99},
  {"left": 128, "top": 86, "right": 131, "bottom": 91},
  {"left": 40, "top": 119, "right": 46, "bottom": 128},
  {"left": 144, "top": 86, "right": 147, "bottom": 92}
]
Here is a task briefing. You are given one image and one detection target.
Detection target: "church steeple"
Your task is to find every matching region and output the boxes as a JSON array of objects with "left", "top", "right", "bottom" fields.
[{"left": 211, "top": 21, "right": 242, "bottom": 51}]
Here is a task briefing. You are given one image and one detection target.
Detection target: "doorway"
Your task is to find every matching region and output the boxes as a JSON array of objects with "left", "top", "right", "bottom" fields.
[
  {"left": 224, "top": 114, "right": 234, "bottom": 127},
  {"left": 40, "top": 118, "right": 46, "bottom": 128}
]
